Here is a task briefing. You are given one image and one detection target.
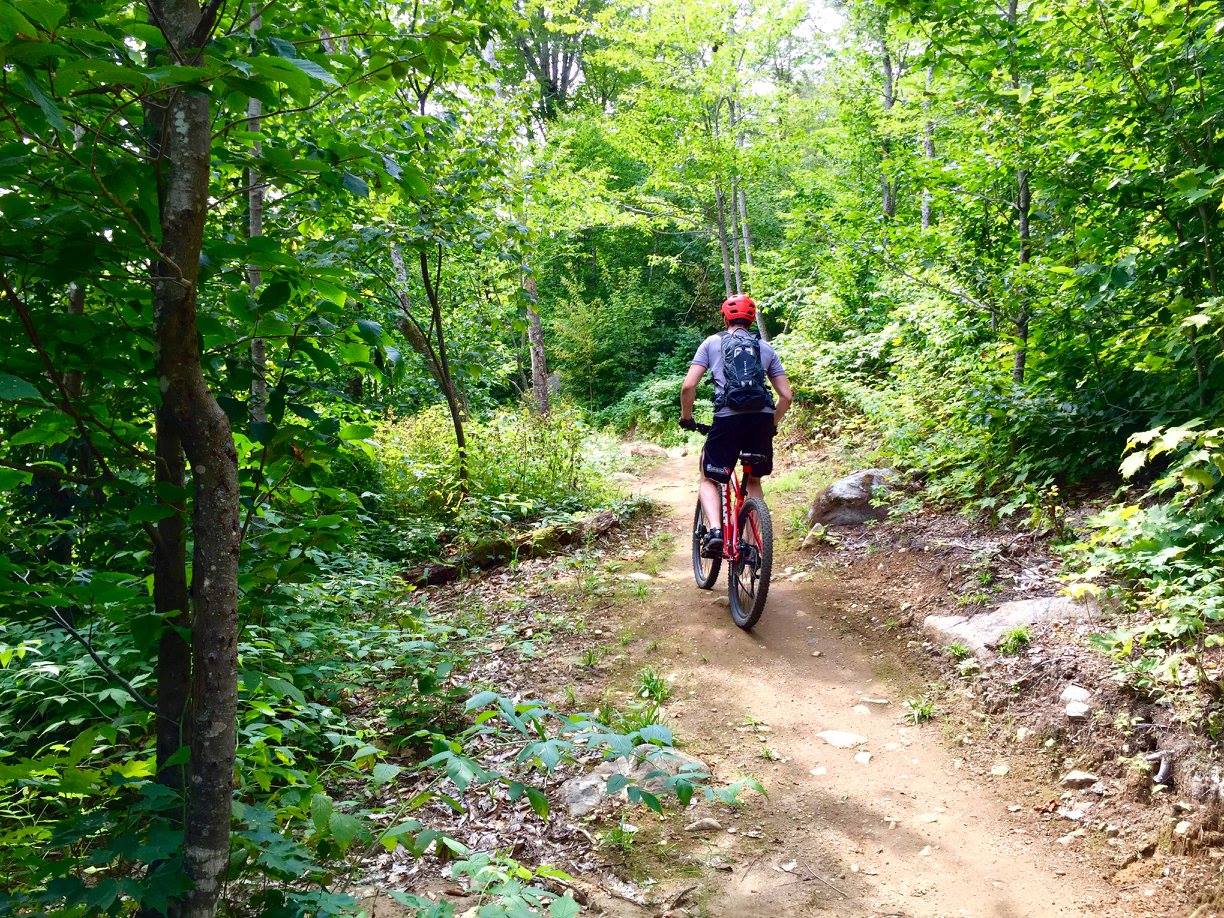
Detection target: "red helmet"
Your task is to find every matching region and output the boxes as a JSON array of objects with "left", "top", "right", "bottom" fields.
[{"left": 720, "top": 293, "right": 757, "bottom": 324}]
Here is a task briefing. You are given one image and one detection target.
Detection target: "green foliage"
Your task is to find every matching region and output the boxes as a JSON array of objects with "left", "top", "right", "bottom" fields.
[
  {"left": 946, "top": 642, "right": 973, "bottom": 662},
  {"left": 997, "top": 627, "right": 1032, "bottom": 656},
  {"left": 372, "top": 405, "right": 616, "bottom": 558},
  {"left": 902, "top": 695, "right": 938, "bottom": 724},
  {"left": 600, "top": 820, "right": 639, "bottom": 854},
  {"left": 1073, "top": 422, "right": 1224, "bottom": 701},
  {"left": 636, "top": 666, "right": 672, "bottom": 703},
  {"left": 599, "top": 373, "right": 704, "bottom": 445}
]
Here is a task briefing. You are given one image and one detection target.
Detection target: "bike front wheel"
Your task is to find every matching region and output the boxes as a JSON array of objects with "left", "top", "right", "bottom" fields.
[
  {"left": 728, "top": 497, "right": 773, "bottom": 630},
  {"left": 692, "top": 500, "right": 722, "bottom": 589}
]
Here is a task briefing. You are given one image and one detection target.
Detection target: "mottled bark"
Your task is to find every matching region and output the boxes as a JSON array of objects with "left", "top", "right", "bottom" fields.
[
  {"left": 921, "top": 65, "right": 935, "bottom": 230},
  {"left": 881, "top": 43, "right": 897, "bottom": 220},
  {"left": 146, "top": 1, "right": 240, "bottom": 915},
  {"left": 152, "top": 416, "right": 190, "bottom": 797},
  {"left": 526, "top": 304, "right": 550, "bottom": 416}
]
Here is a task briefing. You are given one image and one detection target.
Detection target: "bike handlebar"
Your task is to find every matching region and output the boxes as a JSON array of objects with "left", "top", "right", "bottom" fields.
[{"left": 681, "top": 419, "right": 712, "bottom": 435}]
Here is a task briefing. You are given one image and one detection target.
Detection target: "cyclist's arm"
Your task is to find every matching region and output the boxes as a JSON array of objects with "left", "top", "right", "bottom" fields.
[
  {"left": 680, "top": 364, "right": 706, "bottom": 422},
  {"left": 770, "top": 372, "right": 793, "bottom": 425}
]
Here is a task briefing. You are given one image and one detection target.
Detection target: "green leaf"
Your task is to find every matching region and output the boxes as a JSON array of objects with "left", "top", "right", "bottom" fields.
[
  {"left": 525, "top": 786, "right": 549, "bottom": 818},
  {"left": 338, "top": 423, "right": 375, "bottom": 441},
  {"left": 310, "top": 793, "right": 333, "bottom": 831},
  {"left": 1120, "top": 451, "right": 1148, "bottom": 479},
  {"left": 19, "top": 66, "right": 66, "bottom": 134},
  {"left": 268, "top": 36, "right": 339, "bottom": 85},
  {"left": 371, "top": 762, "right": 401, "bottom": 785},
  {"left": 0, "top": 372, "right": 42, "bottom": 401},
  {"left": 0, "top": 468, "right": 33, "bottom": 490},
  {"left": 129, "top": 503, "right": 178, "bottom": 523},
  {"left": 0, "top": 5, "right": 37, "bottom": 41},
  {"left": 65, "top": 727, "right": 97, "bottom": 766},
  {"left": 16, "top": 0, "right": 67, "bottom": 30},
  {"left": 341, "top": 172, "right": 370, "bottom": 197},
  {"left": 550, "top": 894, "right": 580, "bottom": 918},
  {"left": 465, "top": 690, "right": 498, "bottom": 710},
  {"left": 328, "top": 811, "right": 364, "bottom": 850}
]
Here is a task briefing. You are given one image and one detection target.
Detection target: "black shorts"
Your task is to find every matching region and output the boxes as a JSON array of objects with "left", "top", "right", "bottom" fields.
[{"left": 701, "top": 412, "right": 775, "bottom": 483}]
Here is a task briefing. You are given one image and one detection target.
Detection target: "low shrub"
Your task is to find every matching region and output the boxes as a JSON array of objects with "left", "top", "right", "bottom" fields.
[{"left": 372, "top": 404, "right": 618, "bottom": 558}]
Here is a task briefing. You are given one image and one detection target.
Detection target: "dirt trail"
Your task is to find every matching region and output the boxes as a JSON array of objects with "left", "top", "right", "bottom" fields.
[{"left": 632, "top": 456, "right": 1120, "bottom": 917}]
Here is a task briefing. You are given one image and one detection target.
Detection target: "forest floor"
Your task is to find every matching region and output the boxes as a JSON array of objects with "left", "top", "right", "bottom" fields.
[{"left": 365, "top": 446, "right": 1218, "bottom": 917}]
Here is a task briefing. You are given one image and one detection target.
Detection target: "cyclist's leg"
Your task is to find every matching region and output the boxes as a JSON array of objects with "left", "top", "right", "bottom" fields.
[
  {"left": 698, "top": 477, "right": 721, "bottom": 529},
  {"left": 699, "top": 417, "right": 737, "bottom": 554},
  {"left": 742, "top": 413, "right": 775, "bottom": 501}
]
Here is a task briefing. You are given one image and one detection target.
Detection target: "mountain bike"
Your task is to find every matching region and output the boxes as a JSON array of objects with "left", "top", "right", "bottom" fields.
[{"left": 688, "top": 421, "right": 774, "bottom": 630}]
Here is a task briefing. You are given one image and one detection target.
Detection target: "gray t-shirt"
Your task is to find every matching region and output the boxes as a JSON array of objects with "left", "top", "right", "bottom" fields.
[{"left": 691, "top": 329, "right": 785, "bottom": 417}]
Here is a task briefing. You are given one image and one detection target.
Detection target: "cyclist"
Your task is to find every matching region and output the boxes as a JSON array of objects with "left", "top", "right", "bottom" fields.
[{"left": 679, "top": 294, "right": 792, "bottom": 558}]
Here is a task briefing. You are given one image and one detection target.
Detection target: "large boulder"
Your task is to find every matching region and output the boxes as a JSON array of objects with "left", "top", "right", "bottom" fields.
[
  {"left": 806, "top": 469, "right": 896, "bottom": 527},
  {"left": 924, "top": 596, "right": 1097, "bottom": 657}
]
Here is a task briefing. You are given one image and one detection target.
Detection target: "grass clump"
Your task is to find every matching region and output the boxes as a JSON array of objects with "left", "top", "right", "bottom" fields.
[
  {"left": 636, "top": 666, "right": 671, "bottom": 703},
  {"left": 903, "top": 695, "right": 938, "bottom": 724},
  {"left": 946, "top": 642, "right": 973, "bottom": 661},
  {"left": 997, "top": 626, "right": 1032, "bottom": 655}
]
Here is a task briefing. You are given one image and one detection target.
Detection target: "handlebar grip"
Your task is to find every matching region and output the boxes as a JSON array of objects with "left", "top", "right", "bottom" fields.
[{"left": 694, "top": 422, "right": 712, "bottom": 435}]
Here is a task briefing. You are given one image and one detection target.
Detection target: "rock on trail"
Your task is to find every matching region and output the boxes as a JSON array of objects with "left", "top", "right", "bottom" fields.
[
  {"left": 805, "top": 468, "right": 896, "bottom": 527},
  {"left": 923, "top": 595, "right": 1097, "bottom": 657}
]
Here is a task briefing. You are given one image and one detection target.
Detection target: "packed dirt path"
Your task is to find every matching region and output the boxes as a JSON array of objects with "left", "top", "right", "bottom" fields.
[{"left": 632, "top": 456, "right": 1122, "bottom": 917}]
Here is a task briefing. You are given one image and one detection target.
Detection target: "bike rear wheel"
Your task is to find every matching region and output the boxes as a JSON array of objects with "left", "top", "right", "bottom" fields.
[
  {"left": 691, "top": 500, "right": 722, "bottom": 589},
  {"left": 728, "top": 496, "right": 773, "bottom": 630}
]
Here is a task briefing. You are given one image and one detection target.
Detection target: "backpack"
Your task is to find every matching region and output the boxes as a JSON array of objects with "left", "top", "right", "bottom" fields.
[{"left": 717, "top": 331, "right": 773, "bottom": 411}]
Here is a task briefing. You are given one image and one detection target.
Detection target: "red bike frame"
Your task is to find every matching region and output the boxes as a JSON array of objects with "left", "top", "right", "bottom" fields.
[{"left": 719, "top": 461, "right": 760, "bottom": 562}]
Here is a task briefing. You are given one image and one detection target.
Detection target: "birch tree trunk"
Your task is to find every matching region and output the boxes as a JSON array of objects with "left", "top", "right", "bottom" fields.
[
  {"left": 146, "top": 2, "right": 240, "bottom": 914},
  {"left": 921, "top": 65, "right": 935, "bottom": 230},
  {"left": 527, "top": 307, "right": 551, "bottom": 415},
  {"left": 521, "top": 274, "right": 550, "bottom": 415}
]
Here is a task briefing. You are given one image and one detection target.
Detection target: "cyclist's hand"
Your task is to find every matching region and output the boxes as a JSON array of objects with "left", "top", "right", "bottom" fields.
[{"left": 679, "top": 417, "right": 698, "bottom": 432}]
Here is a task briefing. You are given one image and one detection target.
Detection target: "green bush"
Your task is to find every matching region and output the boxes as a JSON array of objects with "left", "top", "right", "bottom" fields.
[
  {"left": 1073, "top": 421, "right": 1224, "bottom": 701},
  {"left": 599, "top": 373, "right": 703, "bottom": 445},
  {"left": 373, "top": 404, "right": 617, "bottom": 557}
]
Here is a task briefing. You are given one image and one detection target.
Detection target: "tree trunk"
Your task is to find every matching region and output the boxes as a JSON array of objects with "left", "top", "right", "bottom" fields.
[
  {"left": 1013, "top": 166, "right": 1031, "bottom": 383},
  {"left": 417, "top": 247, "right": 468, "bottom": 489},
  {"left": 152, "top": 416, "right": 190, "bottom": 797},
  {"left": 246, "top": 3, "right": 267, "bottom": 425},
  {"left": 735, "top": 188, "right": 768, "bottom": 341},
  {"left": 1009, "top": 0, "right": 1030, "bottom": 384},
  {"left": 880, "top": 43, "right": 897, "bottom": 220},
  {"left": 390, "top": 246, "right": 469, "bottom": 461},
  {"left": 527, "top": 307, "right": 551, "bottom": 415},
  {"left": 921, "top": 65, "right": 935, "bottom": 230},
  {"left": 146, "top": 3, "right": 240, "bottom": 915},
  {"left": 714, "top": 187, "right": 734, "bottom": 296},
  {"left": 728, "top": 181, "right": 744, "bottom": 293}
]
